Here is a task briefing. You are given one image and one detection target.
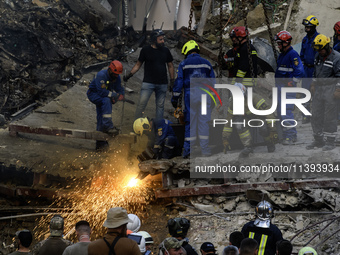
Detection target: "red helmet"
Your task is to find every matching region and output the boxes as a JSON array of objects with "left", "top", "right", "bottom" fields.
[
  {"left": 109, "top": 60, "right": 123, "bottom": 75},
  {"left": 334, "top": 21, "right": 340, "bottom": 35},
  {"left": 275, "top": 30, "right": 292, "bottom": 43},
  {"left": 230, "top": 26, "right": 249, "bottom": 38}
]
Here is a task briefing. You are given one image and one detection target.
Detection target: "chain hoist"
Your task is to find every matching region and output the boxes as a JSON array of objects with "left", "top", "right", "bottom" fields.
[
  {"left": 243, "top": 8, "right": 256, "bottom": 87},
  {"left": 218, "top": 0, "right": 223, "bottom": 78},
  {"left": 263, "top": 3, "right": 278, "bottom": 63},
  {"left": 188, "top": 1, "right": 194, "bottom": 32}
]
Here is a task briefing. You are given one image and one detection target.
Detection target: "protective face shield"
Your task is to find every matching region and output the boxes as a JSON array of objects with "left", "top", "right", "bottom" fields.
[{"left": 167, "top": 218, "right": 190, "bottom": 238}]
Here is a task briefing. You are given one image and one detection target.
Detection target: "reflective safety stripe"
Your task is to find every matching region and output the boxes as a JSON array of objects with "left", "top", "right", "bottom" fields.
[
  {"left": 325, "top": 60, "right": 333, "bottom": 65},
  {"left": 199, "top": 135, "right": 209, "bottom": 140},
  {"left": 223, "top": 127, "right": 233, "bottom": 132},
  {"left": 173, "top": 92, "right": 181, "bottom": 96},
  {"left": 324, "top": 63, "right": 333, "bottom": 68},
  {"left": 228, "top": 108, "right": 233, "bottom": 114},
  {"left": 165, "top": 119, "right": 169, "bottom": 124},
  {"left": 243, "top": 78, "right": 256, "bottom": 87},
  {"left": 164, "top": 144, "right": 175, "bottom": 149},
  {"left": 185, "top": 137, "right": 196, "bottom": 141},
  {"left": 108, "top": 91, "right": 112, "bottom": 97},
  {"left": 278, "top": 67, "right": 293, "bottom": 72},
  {"left": 103, "top": 114, "right": 112, "bottom": 118},
  {"left": 239, "top": 130, "right": 250, "bottom": 139},
  {"left": 183, "top": 64, "right": 211, "bottom": 70},
  {"left": 154, "top": 145, "right": 161, "bottom": 148},
  {"left": 324, "top": 132, "right": 337, "bottom": 138},
  {"left": 249, "top": 232, "right": 255, "bottom": 238},
  {"left": 258, "top": 234, "right": 268, "bottom": 255},
  {"left": 236, "top": 69, "right": 246, "bottom": 78},
  {"left": 293, "top": 77, "right": 301, "bottom": 83},
  {"left": 251, "top": 50, "right": 257, "bottom": 55},
  {"left": 256, "top": 99, "right": 265, "bottom": 109}
]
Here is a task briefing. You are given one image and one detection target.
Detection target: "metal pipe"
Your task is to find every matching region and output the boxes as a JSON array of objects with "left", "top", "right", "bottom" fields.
[
  {"left": 174, "top": 0, "right": 181, "bottom": 30},
  {"left": 123, "top": 0, "right": 129, "bottom": 27}
]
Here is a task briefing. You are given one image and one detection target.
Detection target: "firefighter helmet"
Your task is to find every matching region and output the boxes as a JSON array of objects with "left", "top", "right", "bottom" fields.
[
  {"left": 230, "top": 26, "right": 249, "bottom": 38},
  {"left": 109, "top": 60, "right": 123, "bottom": 75},
  {"left": 298, "top": 247, "right": 318, "bottom": 255},
  {"left": 50, "top": 215, "right": 64, "bottom": 237},
  {"left": 167, "top": 218, "right": 190, "bottom": 238},
  {"left": 181, "top": 40, "right": 200, "bottom": 56},
  {"left": 150, "top": 29, "right": 165, "bottom": 42},
  {"left": 133, "top": 118, "right": 151, "bottom": 136},
  {"left": 312, "top": 34, "right": 330, "bottom": 51},
  {"left": 302, "top": 15, "right": 319, "bottom": 26},
  {"left": 127, "top": 214, "right": 141, "bottom": 233},
  {"left": 255, "top": 200, "right": 273, "bottom": 221},
  {"left": 334, "top": 21, "right": 340, "bottom": 35},
  {"left": 275, "top": 31, "right": 292, "bottom": 44}
]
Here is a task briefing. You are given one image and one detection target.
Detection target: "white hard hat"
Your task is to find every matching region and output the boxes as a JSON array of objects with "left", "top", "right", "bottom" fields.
[
  {"left": 128, "top": 233, "right": 146, "bottom": 253},
  {"left": 138, "top": 231, "right": 154, "bottom": 244},
  {"left": 127, "top": 214, "right": 141, "bottom": 233}
]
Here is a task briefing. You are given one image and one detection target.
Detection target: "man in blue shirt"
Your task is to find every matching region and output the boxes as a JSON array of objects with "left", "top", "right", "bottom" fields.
[
  {"left": 87, "top": 60, "right": 125, "bottom": 150},
  {"left": 275, "top": 31, "right": 304, "bottom": 145},
  {"left": 300, "top": 15, "right": 319, "bottom": 124}
]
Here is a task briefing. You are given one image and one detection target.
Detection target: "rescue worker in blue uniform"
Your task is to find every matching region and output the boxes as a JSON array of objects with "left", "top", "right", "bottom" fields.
[
  {"left": 300, "top": 15, "right": 320, "bottom": 124},
  {"left": 87, "top": 60, "right": 125, "bottom": 150},
  {"left": 334, "top": 21, "right": 340, "bottom": 52},
  {"left": 241, "top": 201, "right": 283, "bottom": 255},
  {"left": 133, "top": 117, "right": 181, "bottom": 159},
  {"left": 306, "top": 34, "right": 340, "bottom": 151},
  {"left": 171, "top": 40, "right": 215, "bottom": 158},
  {"left": 274, "top": 31, "right": 304, "bottom": 145}
]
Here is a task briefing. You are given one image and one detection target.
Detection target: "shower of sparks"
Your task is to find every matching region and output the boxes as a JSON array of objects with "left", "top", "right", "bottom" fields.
[{"left": 34, "top": 152, "right": 154, "bottom": 242}]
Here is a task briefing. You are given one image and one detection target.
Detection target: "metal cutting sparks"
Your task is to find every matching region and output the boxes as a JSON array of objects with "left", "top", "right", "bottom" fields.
[{"left": 127, "top": 177, "right": 139, "bottom": 187}]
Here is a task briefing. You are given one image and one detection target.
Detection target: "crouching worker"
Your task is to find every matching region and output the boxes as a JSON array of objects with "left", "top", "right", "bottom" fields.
[
  {"left": 222, "top": 83, "right": 279, "bottom": 158},
  {"left": 133, "top": 117, "right": 181, "bottom": 159},
  {"left": 87, "top": 60, "right": 125, "bottom": 150}
]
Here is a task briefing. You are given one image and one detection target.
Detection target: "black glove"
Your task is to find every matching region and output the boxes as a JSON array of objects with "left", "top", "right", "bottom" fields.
[
  {"left": 169, "top": 79, "right": 175, "bottom": 92},
  {"left": 171, "top": 97, "right": 178, "bottom": 108},
  {"left": 111, "top": 93, "right": 119, "bottom": 104},
  {"left": 123, "top": 73, "right": 133, "bottom": 82}
]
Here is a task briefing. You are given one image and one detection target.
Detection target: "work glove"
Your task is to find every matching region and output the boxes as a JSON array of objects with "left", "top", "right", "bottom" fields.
[
  {"left": 118, "top": 94, "right": 124, "bottom": 101},
  {"left": 171, "top": 97, "right": 178, "bottom": 108},
  {"left": 123, "top": 73, "right": 133, "bottom": 82},
  {"left": 111, "top": 93, "right": 119, "bottom": 104},
  {"left": 287, "top": 81, "right": 296, "bottom": 87},
  {"left": 169, "top": 79, "right": 175, "bottom": 92}
]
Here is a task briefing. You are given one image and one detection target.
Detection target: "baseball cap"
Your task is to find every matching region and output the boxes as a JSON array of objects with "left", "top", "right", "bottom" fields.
[
  {"left": 162, "top": 237, "right": 184, "bottom": 250},
  {"left": 201, "top": 242, "right": 216, "bottom": 252},
  {"left": 103, "top": 207, "right": 133, "bottom": 228}
]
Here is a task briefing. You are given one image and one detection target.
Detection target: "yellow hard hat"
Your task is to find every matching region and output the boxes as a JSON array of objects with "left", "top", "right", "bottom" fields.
[
  {"left": 181, "top": 40, "right": 200, "bottom": 56},
  {"left": 133, "top": 117, "right": 151, "bottom": 135},
  {"left": 302, "top": 15, "right": 319, "bottom": 26},
  {"left": 312, "top": 34, "right": 330, "bottom": 50},
  {"left": 298, "top": 247, "right": 317, "bottom": 255}
]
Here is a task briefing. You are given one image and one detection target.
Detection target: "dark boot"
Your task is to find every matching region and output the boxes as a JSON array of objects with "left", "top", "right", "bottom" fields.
[
  {"left": 322, "top": 137, "right": 336, "bottom": 151},
  {"left": 96, "top": 140, "right": 109, "bottom": 151},
  {"left": 239, "top": 147, "right": 253, "bottom": 158},
  {"left": 306, "top": 136, "right": 325, "bottom": 150}
]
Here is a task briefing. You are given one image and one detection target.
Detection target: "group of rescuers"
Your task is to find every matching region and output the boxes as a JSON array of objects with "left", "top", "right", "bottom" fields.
[
  {"left": 10, "top": 201, "right": 319, "bottom": 255},
  {"left": 87, "top": 16, "right": 340, "bottom": 158}
]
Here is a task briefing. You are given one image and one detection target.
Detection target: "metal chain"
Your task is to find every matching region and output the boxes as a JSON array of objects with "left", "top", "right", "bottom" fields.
[
  {"left": 263, "top": 3, "right": 278, "bottom": 63},
  {"left": 218, "top": 0, "right": 223, "bottom": 78},
  {"left": 243, "top": 8, "right": 255, "bottom": 83},
  {"left": 188, "top": 1, "right": 194, "bottom": 32}
]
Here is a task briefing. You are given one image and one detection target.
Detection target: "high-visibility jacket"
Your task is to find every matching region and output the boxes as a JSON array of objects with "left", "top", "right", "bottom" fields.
[{"left": 241, "top": 221, "right": 283, "bottom": 255}]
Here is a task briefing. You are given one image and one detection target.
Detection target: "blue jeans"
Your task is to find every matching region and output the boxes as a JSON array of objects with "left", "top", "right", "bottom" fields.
[{"left": 134, "top": 82, "right": 167, "bottom": 120}]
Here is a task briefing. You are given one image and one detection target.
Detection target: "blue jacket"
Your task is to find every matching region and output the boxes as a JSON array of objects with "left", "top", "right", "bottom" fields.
[
  {"left": 300, "top": 32, "right": 319, "bottom": 66},
  {"left": 88, "top": 69, "right": 124, "bottom": 98},
  {"left": 152, "top": 119, "right": 176, "bottom": 147},
  {"left": 334, "top": 39, "right": 340, "bottom": 53},
  {"left": 275, "top": 47, "right": 304, "bottom": 85}
]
